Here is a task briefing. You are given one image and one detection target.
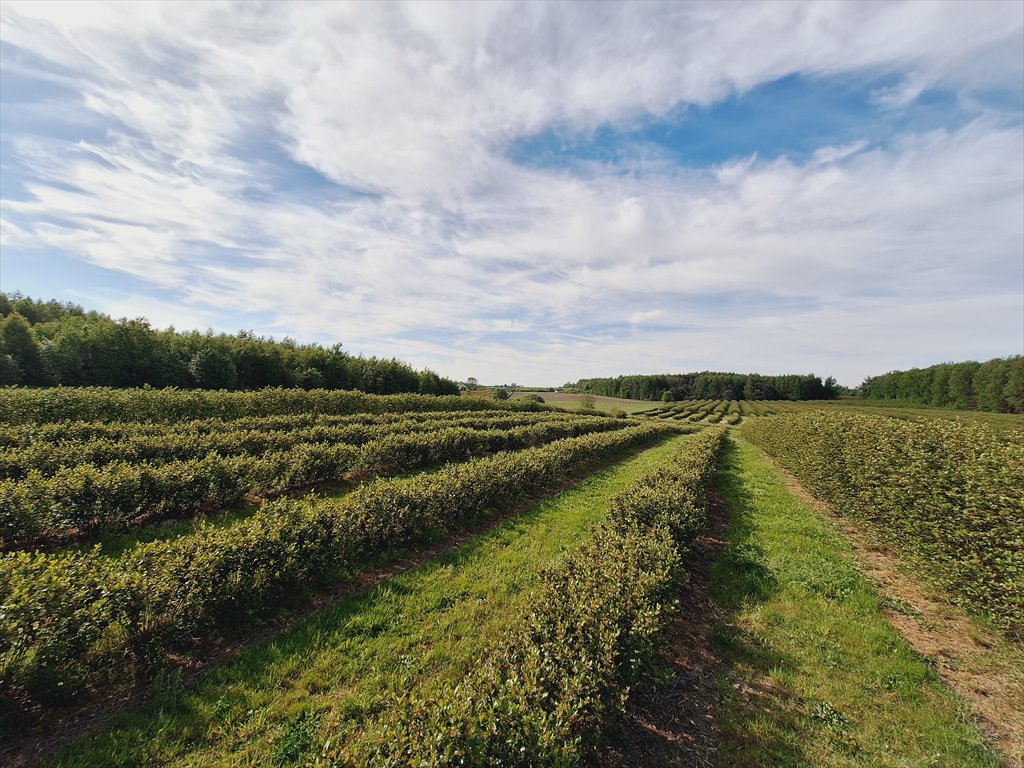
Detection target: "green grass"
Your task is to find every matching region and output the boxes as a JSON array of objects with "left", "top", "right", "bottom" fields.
[
  {"left": 709, "top": 436, "right": 999, "bottom": 767},
  {"left": 45, "top": 435, "right": 691, "bottom": 767}
]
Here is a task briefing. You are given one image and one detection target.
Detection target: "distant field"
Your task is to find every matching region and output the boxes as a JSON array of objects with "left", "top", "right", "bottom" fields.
[
  {"left": 633, "top": 397, "right": 1024, "bottom": 431},
  {"left": 509, "top": 390, "right": 662, "bottom": 413},
  {"left": 805, "top": 398, "right": 1024, "bottom": 430}
]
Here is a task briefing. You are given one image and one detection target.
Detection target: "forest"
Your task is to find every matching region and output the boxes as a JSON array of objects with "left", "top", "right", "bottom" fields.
[
  {"left": 859, "top": 357, "right": 1024, "bottom": 413},
  {"left": 569, "top": 371, "right": 840, "bottom": 401},
  {"left": 0, "top": 293, "right": 459, "bottom": 395}
]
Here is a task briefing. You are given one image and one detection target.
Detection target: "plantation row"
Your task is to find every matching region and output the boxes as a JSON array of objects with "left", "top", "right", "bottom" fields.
[
  {"left": 0, "top": 410, "right": 597, "bottom": 478},
  {"left": 0, "top": 407, "right": 583, "bottom": 450},
  {"left": 0, "top": 387, "right": 547, "bottom": 425},
  {"left": 348, "top": 427, "right": 727, "bottom": 765},
  {"left": 0, "top": 422, "right": 675, "bottom": 729},
  {"left": 0, "top": 414, "right": 635, "bottom": 548},
  {"left": 639, "top": 398, "right": 752, "bottom": 423},
  {"left": 743, "top": 413, "right": 1024, "bottom": 638}
]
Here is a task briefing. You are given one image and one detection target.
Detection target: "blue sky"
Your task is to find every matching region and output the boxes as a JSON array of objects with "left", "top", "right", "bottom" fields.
[{"left": 1, "top": 1, "right": 1022, "bottom": 386}]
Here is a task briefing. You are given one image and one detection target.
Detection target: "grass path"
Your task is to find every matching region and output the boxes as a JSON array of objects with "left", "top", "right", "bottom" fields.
[
  {"left": 708, "top": 436, "right": 1000, "bottom": 767},
  {"left": 42, "top": 434, "right": 690, "bottom": 767}
]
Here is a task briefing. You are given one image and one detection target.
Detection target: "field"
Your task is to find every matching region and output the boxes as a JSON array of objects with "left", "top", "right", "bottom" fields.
[
  {"left": 1, "top": 388, "right": 1021, "bottom": 767},
  {"left": 510, "top": 390, "right": 664, "bottom": 413}
]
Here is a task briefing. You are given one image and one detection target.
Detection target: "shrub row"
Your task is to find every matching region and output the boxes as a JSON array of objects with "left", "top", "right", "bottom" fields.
[
  {"left": 743, "top": 412, "right": 1024, "bottom": 637},
  {"left": 348, "top": 427, "right": 726, "bottom": 767},
  {"left": 0, "top": 411, "right": 593, "bottom": 478},
  {"left": 0, "top": 387, "right": 549, "bottom": 425},
  {"left": 0, "top": 422, "right": 673, "bottom": 726},
  {"left": 0, "top": 417, "right": 632, "bottom": 547},
  {"left": 0, "top": 407, "right": 583, "bottom": 450}
]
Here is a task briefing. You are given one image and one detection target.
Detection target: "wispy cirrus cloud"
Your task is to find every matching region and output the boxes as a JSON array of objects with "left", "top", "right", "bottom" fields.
[{"left": 1, "top": 1, "right": 1021, "bottom": 385}]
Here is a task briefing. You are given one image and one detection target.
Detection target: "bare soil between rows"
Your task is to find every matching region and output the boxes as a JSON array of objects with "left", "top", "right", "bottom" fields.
[{"left": 598, "top": 486, "right": 732, "bottom": 767}]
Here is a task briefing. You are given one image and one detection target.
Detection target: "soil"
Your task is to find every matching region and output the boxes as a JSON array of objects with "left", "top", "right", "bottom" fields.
[{"left": 598, "top": 488, "right": 732, "bottom": 767}]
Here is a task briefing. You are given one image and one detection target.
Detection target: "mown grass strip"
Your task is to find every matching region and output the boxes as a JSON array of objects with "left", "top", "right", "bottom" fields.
[
  {"left": 36, "top": 434, "right": 693, "bottom": 767},
  {"left": 709, "top": 436, "right": 999, "bottom": 767}
]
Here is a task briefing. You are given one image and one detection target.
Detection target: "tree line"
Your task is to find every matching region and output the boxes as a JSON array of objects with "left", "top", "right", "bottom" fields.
[
  {"left": 0, "top": 293, "right": 460, "bottom": 395},
  {"left": 568, "top": 372, "right": 840, "bottom": 401},
  {"left": 859, "top": 357, "right": 1024, "bottom": 413}
]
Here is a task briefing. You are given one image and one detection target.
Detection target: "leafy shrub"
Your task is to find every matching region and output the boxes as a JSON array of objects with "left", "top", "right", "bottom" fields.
[
  {"left": 0, "top": 413, "right": 629, "bottom": 546},
  {"left": 0, "top": 422, "right": 674, "bottom": 725},
  {"left": 348, "top": 427, "right": 726, "bottom": 766},
  {"left": 744, "top": 413, "right": 1024, "bottom": 637},
  {"left": 0, "top": 387, "right": 551, "bottom": 425}
]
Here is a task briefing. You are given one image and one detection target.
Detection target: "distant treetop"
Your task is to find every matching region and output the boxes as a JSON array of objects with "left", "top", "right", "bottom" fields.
[
  {"left": 859, "top": 357, "right": 1023, "bottom": 413},
  {"left": 0, "top": 292, "right": 460, "bottom": 395},
  {"left": 569, "top": 371, "right": 840, "bottom": 402}
]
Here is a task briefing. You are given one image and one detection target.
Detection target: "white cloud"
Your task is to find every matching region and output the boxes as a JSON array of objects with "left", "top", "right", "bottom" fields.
[
  {"left": 0, "top": 1, "right": 1021, "bottom": 385},
  {"left": 629, "top": 309, "right": 667, "bottom": 325},
  {"left": 811, "top": 140, "right": 870, "bottom": 165}
]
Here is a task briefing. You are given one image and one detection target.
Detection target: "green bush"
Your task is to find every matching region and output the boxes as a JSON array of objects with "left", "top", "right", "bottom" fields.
[
  {"left": 0, "top": 414, "right": 631, "bottom": 546},
  {"left": 0, "top": 387, "right": 551, "bottom": 425},
  {"left": 743, "top": 413, "right": 1024, "bottom": 637},
  {"left": 0, "top": 422, "right": 674, "bottom": 726},
  {"left": 349, "top": 427, "right": 726, "bottom": 766}
]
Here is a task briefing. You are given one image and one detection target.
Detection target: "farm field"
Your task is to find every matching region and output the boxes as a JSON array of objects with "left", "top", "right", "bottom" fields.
[
  {"left": 508, "top": 390, "right": 664, "bottom": 413},
  {"left": 0, "top": 388, "right": 1021, "bottom": 767},
  {"left": 636, "top": 397, "right": 1024, "bottom": 431},
  {"left": 3, "top": 3, "right": 1021, "bottom": 765}
]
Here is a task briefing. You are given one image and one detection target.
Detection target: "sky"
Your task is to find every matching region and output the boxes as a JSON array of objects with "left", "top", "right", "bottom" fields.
[{"left": 1, "top": 1, "right": 1022, "bottom": 387}]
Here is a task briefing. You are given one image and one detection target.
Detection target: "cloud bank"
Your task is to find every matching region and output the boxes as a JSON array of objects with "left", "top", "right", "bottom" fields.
[{"left": 1, "top": 1, "right": 1022, "bottom": 385}]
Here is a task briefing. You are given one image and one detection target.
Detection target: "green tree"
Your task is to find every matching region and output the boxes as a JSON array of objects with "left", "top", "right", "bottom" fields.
[
  {"left": 661, "top": 391, "right": 675, "bottom": 402},
  {"left": 1003, "top": 356, "right": 1024, "bottom": 413},
  {"left": 188, "top": 347, "right": 238, "bottom": 389},
  {"left": 492, "top": 388, "right": 510, "bottom": 401},
  {"left": 294, "top": 366, "right": 325, "bottom": 390},
  {"left": 948, "top": 362, "right": 980, "bottom": 409},
  {"left": 973, "top": 359, "right": 1008, "bottom": 412},
  {"left": 0, "top": 353, "right": 22, "bottom": 384},
  {"left": 929, "top": 366, "right": 951, "bottom": 406},
  {"left": 0, "top": 312, "right": 46, "bottom": 384},
  {"left": 579, "top": 393, "right": 596, "bottom": 410}
]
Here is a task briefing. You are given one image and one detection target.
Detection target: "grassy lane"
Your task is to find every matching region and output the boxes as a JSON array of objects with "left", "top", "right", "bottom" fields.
[
  {"left": 710, "top": 436, "right": 1000, "bottom": 768},
  {"left": 44, "top": 435, "right": 691, "bottom": 767}
]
